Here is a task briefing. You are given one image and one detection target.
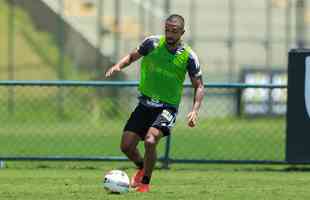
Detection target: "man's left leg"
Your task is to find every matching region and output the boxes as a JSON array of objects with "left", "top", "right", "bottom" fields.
[{"left": 136, "top": 127, "right": 163, "bottom": 192}]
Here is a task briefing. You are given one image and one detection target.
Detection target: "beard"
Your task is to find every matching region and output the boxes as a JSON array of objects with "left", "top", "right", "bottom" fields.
[{"left": 166, "top": 38, "right": 178, "bottom": 45}]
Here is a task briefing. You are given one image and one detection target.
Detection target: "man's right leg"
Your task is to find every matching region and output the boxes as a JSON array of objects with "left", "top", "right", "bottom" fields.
[
  {"left": 120, "top": 131, "right": 143, "bottom": 168},
  {"left": 120, "top": 131, "right": 145, "bottom": 187}
]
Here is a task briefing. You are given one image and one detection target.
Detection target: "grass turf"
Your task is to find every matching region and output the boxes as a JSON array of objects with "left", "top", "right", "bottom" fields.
[{"left": 0, "top": 162, "right": 309, "bottom": 200}]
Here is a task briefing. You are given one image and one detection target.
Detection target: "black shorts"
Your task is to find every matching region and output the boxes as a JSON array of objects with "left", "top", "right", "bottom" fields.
[{"left": 123, "top": 103, "right": 177, "bottom": 140}]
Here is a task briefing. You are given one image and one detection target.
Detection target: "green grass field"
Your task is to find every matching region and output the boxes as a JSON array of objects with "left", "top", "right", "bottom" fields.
[
  {"left": 0, "top": 92, "right": 291, "bottom": 200},
  {"left": 0, "top": 97, "right": 287, "bottom": 200},
  {"left": 0, "top": 162, "right": 310, "bottom": 200}
]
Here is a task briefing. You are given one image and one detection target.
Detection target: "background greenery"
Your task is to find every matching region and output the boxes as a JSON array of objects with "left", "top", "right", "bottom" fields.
[{"left": 0, "top": 0, "right": 93, "bottom": 80}]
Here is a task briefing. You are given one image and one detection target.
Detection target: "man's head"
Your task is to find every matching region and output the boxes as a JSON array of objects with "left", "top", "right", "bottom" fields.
[{"left": 165, "top": 14, "right": 185, "bottom": 46}]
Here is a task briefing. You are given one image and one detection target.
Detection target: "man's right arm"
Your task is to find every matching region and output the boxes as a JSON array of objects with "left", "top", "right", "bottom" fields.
[
  {"left": 105, "top": 49, "right": 142, "bottom": 78},
  {"left": 105, "top": 35, "right": 158, "bottom": 78}
]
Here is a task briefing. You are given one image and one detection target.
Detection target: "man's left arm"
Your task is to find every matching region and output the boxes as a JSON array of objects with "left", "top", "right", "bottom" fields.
[{"left": 187, "top": 76, "right": 205, "bottom": 127}]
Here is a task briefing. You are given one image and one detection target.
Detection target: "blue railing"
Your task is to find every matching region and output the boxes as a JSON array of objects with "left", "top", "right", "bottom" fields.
[{"left": 0, "top": 80, "right": 288, "bottom": 167}]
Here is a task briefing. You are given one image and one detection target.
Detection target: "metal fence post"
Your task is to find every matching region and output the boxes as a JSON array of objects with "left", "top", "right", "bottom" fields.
[
  {"left": 96, "top": 0, "right": 104, "bottom": 71},
  {"left": 165, "top": 0, "right": 171, "bottom": 16},
  {"left": 162, "top": 0, "right": 172, "bottom": 169},
  {"left": 265, "top": 0, "right": 273, "bottom": 70},
  {"left": 58, "top": 0, "right": 65, "bottom": 119},
  {"left": 8, "top": 0, "right": 15, "bottom": 115},
  {"left": 114, "top": 0, "right": 121, "bottom": 61},
  {"left": 189, "top": 0, "right": 197, "bottom": 48},
  {"left": 285, "top": 0, "right": 292, "bottom": 52},
  {"left": 227, "top": 0, "right": 236, "bottom": 82},
  {"left": 58, "top": 0, "right": 65, "bottom": 80},
  {"left": 163, "top": 135, "right": 172, "bottom": 169},
  {"left": 148, "top": 0, "right": 155, "bottom": 34},
  {"left": 296, "top": 0, "right": 306, "bottom": 48},
  {"left": 139, "top": 0, "right": 145, "bottom": 40}
]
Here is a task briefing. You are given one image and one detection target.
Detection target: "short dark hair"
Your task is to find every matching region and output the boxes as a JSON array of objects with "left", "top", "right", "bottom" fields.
[{"left": 166, "top": 14, "right": 185, "bottom": 30}]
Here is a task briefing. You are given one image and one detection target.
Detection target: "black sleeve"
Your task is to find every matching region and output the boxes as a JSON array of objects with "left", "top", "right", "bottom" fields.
[
  {"left": 137, "top": 36, "right": 160, "bottom": 56},
  {"left": 187, "top": 50, "right": 202, "bottom": 78}
]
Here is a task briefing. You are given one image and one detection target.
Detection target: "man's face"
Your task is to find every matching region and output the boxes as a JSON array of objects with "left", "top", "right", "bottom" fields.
[{"left": 165, "top": 20, "right": 184, "bottom": 45}]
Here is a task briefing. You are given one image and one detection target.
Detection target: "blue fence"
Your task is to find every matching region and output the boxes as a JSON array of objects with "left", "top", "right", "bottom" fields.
[{"left": 0, "top": 81, "right": 287, "bottom": 167}]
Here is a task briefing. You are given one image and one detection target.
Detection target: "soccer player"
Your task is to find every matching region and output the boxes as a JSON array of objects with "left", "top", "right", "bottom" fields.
[{"left": 105, "top": 14, "right": 204, "bottom": 192}]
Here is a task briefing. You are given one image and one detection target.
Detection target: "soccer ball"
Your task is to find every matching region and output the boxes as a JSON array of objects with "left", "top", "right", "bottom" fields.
[{"left": 103, "top": 170, "right": 130, "bottom": 193}]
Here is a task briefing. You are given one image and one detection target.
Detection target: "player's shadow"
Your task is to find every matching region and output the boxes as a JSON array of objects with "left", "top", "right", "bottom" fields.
[{"left": 106, "top": 191, "right": 124, "bottom": 195}]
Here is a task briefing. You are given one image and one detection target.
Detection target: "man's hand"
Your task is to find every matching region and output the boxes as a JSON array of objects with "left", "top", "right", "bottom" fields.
[
  {"left": 187, "top": 110, "right": 198, "bottom": 128},
  {"left": 105, "top": 65, "right": 121, "bottom": 78},
  {"left": 188, "top": 75, "right": 204, "bottom": 128}
]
